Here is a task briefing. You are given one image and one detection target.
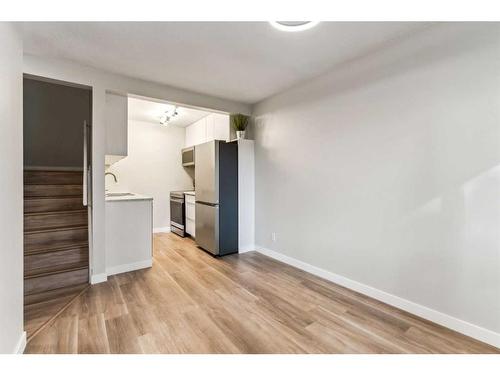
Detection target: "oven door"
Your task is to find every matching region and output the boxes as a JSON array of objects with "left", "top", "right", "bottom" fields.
[{"left": 170, "top": 197, "right": 185, "bottom": 236}]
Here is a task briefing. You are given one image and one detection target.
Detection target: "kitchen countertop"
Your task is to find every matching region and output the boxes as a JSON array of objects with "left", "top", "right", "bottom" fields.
[{"left": 105, "top": 192, "right": 153, "bottom": 202}]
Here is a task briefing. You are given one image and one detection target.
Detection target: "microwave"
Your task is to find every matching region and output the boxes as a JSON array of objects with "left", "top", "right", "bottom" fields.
[{"left": 182, "top": 146, "right": 195, "bottom": 166}]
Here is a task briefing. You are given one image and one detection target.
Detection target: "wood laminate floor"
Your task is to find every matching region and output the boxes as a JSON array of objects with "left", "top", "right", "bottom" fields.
[{"left": 25, "top": 233, "right": 499, "bottom": 354}]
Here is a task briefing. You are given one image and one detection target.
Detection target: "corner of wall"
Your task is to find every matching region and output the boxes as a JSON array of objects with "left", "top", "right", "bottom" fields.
[
  {"left": 90, "top": 273, "right": 108, "bottom": 284},
  {"left": 14, "top": 331, "right": 26, "bottom": 354}
]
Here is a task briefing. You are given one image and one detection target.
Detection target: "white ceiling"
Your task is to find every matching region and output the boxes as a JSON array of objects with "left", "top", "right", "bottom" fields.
[
  {"left": 128, "top": 97, "right": 210, "bottom": 127},
  {"left": 22, "top": 22, "right": 431, "bottom": 104}
]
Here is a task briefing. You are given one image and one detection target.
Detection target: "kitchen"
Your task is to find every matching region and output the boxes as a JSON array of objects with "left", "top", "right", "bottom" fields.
[{"left": 104, "top": 95, "right": 255, "bottom": 276}]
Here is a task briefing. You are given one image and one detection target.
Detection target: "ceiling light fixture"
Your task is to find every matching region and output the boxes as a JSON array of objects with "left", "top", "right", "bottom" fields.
[
  {"left": 269, "top": 21, "right": 320, "bottom": 32},
  {"left": 159, "top": 106, "right": 179, "bottom": 125}
]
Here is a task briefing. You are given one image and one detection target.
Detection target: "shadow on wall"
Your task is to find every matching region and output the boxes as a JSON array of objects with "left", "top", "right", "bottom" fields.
[{"left": 393, "top": 164, "right": 500, "bottom": 331}]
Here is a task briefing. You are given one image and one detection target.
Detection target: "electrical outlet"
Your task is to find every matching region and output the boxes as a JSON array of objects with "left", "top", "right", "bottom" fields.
[{"left": 271, "top": 232, "right": 277, "bottom": 242}]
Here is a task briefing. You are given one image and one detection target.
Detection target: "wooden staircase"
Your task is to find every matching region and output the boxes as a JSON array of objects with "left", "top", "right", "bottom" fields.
[{"left": 24, "top": 169, "right": 89, "bottom": 336}]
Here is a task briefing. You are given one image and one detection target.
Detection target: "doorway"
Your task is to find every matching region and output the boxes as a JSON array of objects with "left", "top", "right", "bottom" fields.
[{"left": 23, "top": 76, "right": 92, "bottom": 338}]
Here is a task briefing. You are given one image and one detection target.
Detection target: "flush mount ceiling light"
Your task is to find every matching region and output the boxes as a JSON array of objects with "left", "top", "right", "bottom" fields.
[
  {"left": 269, "top": 21, "right": 320, "bottom": 32},
  {"left": 159, "top": 106, "right": 179, "bottom": 125}
]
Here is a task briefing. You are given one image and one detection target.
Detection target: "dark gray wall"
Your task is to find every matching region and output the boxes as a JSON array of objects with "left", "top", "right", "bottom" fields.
[{"left": 23, "top": 78, "right": 91, "bottom": 167}]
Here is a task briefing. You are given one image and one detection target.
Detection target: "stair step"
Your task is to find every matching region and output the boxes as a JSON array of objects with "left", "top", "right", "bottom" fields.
[
  {"left": 25, "top": 267, "right": 89, "bottom": 296},
  {"left": 24, "top": 210, "right": 88, "bottom": 232},
  {"left": 24, "top": 170, "right": 83, "bottom": 185},
  {"left": 25, "top": 225, "right": 88, "bottom": 234},
  {"left": 24, "top": 184, "right": 83, "bottom": 197},
  {"left": 25, "top": 241, "right": 89, "bottom": 256},
  {"left": 24, "top": 196, "right": 84, "bottom": 213},
  {"left": 23, "top": 169, "right": 90, "bottom": 322},
  {"left": 25, "top": 264, "right": 88, "bottom": 279},
  {"left": 24, "top": 226, "right": 88, "bottom": 253},
  {"left": 25, "top": 246, "right": 88, "bottom": 277},
  {"left": 24, "top": 284, "right": 89, "bottom": 339},
  {"left": 24, "top": 283, "right": 88, "bottom": 306},
  {"left": 24, "top": 291, "right": 78, "bottom": 338}
]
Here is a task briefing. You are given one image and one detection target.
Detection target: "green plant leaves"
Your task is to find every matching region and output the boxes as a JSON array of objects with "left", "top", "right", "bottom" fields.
[{"left": 230, "top": 113, "right": 249, "bottom": 131}]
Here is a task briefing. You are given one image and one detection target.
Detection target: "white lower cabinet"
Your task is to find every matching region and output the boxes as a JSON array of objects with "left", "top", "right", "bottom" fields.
[
  {"left": 105, "top": 198, "right": 153, "bottom": 275},
  {"left": 186, "top": 201, "right": 195, "bottom": 219},
  {"left": 185, "top": 194, "right": 196, "bottom": 237},
  {"left": 186, "top": 218, "right": 195, "bottom": 237}
]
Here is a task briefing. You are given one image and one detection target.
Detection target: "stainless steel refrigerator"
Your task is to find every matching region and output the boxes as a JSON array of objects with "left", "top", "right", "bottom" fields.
[{"left": 195, "top": 140, "right": 238, "bottom": 256}]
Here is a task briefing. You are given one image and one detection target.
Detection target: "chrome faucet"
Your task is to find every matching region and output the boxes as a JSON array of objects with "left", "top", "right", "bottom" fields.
[{"left": 105, "top": 172, "right": 118, "bottom": 183}]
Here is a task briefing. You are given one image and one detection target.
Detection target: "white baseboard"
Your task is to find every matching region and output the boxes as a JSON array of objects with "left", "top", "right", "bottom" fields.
[
  {"left": 238, "top": 244, "right": 255, "bottom": 253},
  {"left": 14, "top": 331, "right": 26, "bottom": 354},
  {"left": 106, "top": 259, "right": 153, "bottom": 277},
  {"left": 256, "top": 245, "right": 500, "bottom": 349},
  {"left": 91, "top": 259, "right": 152, "bottom": 284},
  {"left": 153, "top": 226, "right": 171, "bottom": 234},
  {"left": 90, "top": 273, "right": 107, "bottom": 284}
]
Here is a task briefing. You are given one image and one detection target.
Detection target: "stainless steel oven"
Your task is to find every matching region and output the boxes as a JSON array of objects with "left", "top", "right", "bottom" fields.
[{"left": 170, "top": 191, "right": 185, "bottom": 237}]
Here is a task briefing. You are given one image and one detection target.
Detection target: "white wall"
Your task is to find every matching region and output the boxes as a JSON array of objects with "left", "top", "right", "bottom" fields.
[
  {"left": 23, "top": 54, "right": 251, "bottom": 283},
  {"left": 252, "top": 23, "right": 500, "bottom": 346},
  {"left": 0, "top": 23, "right": 25, "bottom": 353},
  {"left": 106, "top": 120, "right": 193, "bottom": 230},
  {"left": 238, "top": 139, "right": 256, "bottom": 252}
]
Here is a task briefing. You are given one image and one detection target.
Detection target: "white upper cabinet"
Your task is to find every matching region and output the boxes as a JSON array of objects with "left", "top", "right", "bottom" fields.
[
  {"left": 105, "top": 93, "right": 128, "bottom": 164},
  {"left": 185, "top": 117, "right": 207, "bottom": 148},
  {"left": 205, "top": 115, "right": 215, "bottom": 141},
  {"left": 212, "top": 113, "right": 230, "bottom": 141},
  {"left": 185, "top": 113, "right": 230, "bottom": 148}
]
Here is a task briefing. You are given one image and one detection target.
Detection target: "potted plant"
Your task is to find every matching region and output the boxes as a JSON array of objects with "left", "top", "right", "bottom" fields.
[{"left": 230, "top": 113, "right": 250, "bottom": 140}]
